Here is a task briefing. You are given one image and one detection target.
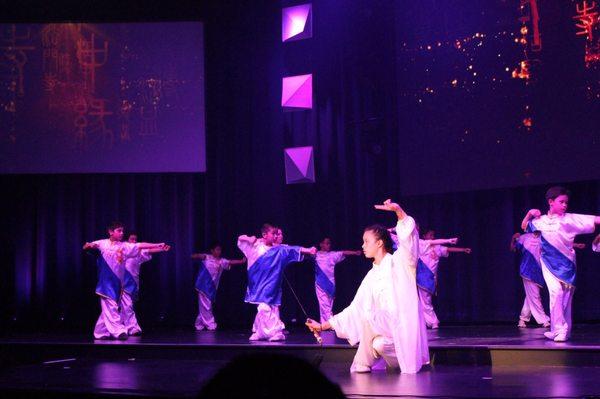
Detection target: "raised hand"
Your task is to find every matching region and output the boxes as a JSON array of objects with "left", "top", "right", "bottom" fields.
[
  {"left": 374, "top": 199, "right": 401, "bottom": 212},
  {"left": 464, "top": 248, "right": 472, "bottom": 254},
  {"left": 528, "top": 209, "right": 542, "bottom": 219}
]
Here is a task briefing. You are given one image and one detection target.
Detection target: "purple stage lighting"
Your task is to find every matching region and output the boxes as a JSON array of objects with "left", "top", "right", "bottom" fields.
[
  {"left": 284, "top": 146, "right": 315, "bottom": 184},
  {"left": 282, "top": 3, "right": 313, "bottom": 42},
  {"left": 281, "top": 74, "right": 313, "bottom": 110}
]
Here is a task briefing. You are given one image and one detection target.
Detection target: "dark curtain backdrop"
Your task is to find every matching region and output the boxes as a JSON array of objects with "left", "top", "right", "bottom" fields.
[{"left": 1, "top": 0, "right": 599, "bottom": 332}]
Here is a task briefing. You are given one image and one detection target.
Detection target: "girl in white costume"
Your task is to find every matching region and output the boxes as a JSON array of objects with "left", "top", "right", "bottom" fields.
[{"left": 307, "top": 200, "right": 429, "bottom": 374}]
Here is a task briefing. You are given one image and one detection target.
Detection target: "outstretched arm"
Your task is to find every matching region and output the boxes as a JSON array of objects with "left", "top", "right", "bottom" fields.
[
  {"left": 137, "top": 242, "right": 167, "bottom": 250},
  {"left": 447, "top": 247, "right": 471, "bottom": 254},
  {"left": 83, "top": 242, "right": 99, "bottom": 250},
  {"left": 228, "top": 257, "right": 247, "bottom": 265},
  {"left": 300, "top": 247, "right": 317, "bottom": 256},
  {"left": 191, "top": 253, "right": 208, "bottom": 260},
  {"left": 341, "top": 250, "right": 362, "bottom": 256},
  {"left": 146, "top": 245, "right": 171, "bottom": 254},
  {"left": 429, "top": 238, "right": 458, "bottom": 245},
  {"left": 521, "top": 209, "right": 541, "bottom": 231}
]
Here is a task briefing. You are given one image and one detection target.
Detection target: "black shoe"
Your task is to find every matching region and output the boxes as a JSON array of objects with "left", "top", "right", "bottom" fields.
[{"left": 117, "top": 332, "right": 128, "bottom": 340}]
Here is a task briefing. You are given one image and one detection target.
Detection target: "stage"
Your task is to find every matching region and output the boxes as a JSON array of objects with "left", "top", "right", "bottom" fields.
[{"left": 2, "top": 325, "right": 600, "bottom": 398}]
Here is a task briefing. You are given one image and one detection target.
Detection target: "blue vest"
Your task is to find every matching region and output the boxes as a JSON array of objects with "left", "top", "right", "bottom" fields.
[
  {"left": 245, "top": 245, "right": 303, "bottom": 306},
  {"left": 314, "top": 260, "right": 336, "bottom": 297},
  {"left": 416, "top": 259, "right": 436, "bottom": 295},
  {"left": 95, "top": 255, "right": 122, "bottom": 302},
  {"left": 195, "top": 263, "right": 218, "bottom": 302}
]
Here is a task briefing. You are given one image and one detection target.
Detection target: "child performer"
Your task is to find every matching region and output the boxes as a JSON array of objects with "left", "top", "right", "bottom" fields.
[
  {"left": 510, "top": 231, "right": 550, "bottom": 328},
  {"left": 237, "top": 224, "right": 316, "bottom": 341},
  {"left": 121, "top": 231, "right": 171, "bottom": 336},
  {"left": 191, "top": 243, "right": 246, "bottom": 331},
  {"left": 314, "top": 237, "right": 361, "bottom": 324},
  {"left": 392, "top": 228, "right": 471, "bottom": 329},
  {"left": 307, "top": 200, "right": 429, "bottom": 374},
  {"left": 83, "top": 222, "right": 166, "bottom": 340},
  {"left": 521, "top": 186, "right": 600, "bottom": 341}
]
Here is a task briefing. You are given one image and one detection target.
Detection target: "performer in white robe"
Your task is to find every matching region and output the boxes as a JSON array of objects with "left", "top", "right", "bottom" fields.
[
  {"left": 83, "top": 222, "right": 167, "bottom": 340},
  {"left": 120, "top": 232, "right": 170, "bottom": 336},
  {"left": 314, "top": 238, "right": 361, "bottom": 324},
  {"left": 521, "top": 186, "right": 599, "bottom": 342},
  {"left": 191, "top": 244, "right": 246, "bottom": 331},
  {"left": 307, "top": 200, "right": 429, "bottom": 374}
]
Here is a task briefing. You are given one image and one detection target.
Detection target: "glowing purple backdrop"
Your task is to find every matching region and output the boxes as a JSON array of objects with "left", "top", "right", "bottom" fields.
[
  {"left": 281, "top": 74, "right": 313, "bottom": 109},
  {"left": 282, "top": 4, "right": 312, "bottom": 42},
  {"left": 0, "top": 22, "right": 206, "bottom": 173}
]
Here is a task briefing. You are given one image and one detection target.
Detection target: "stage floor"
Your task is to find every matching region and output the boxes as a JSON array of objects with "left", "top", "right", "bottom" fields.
[{"left": 2, "top": 325, "right": 600, "bottom": 398}]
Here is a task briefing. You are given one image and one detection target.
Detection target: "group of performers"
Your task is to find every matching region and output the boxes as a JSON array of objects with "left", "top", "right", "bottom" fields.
[{"left": 83, "top": 186, "right": 600, "bottom": 373}]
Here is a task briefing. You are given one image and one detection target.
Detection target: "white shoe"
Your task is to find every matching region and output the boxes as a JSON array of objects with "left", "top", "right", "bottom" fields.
[
  {"left": 249, "top": 333, "right": 261, "bottom": 341},
  {"left": 544, "top": 331, "right": 556, "bottom": 340},
  {"left": 268, "top": 333, "right": 286, "bottom": 342},
  {"left": 542, "top": 321, "right": 551, "bottom": 328},
  {"left": 518, "top": 320, "right": 527, "bottom": 328},
  {"left": 431, "top": 324, "right": 439, "bottom": 329},
  {"left": 351, "top": 364, "right": 371, "bottom": 373},
  {"left": 553, "top": 333, "right": 568, "bottom": 342}
]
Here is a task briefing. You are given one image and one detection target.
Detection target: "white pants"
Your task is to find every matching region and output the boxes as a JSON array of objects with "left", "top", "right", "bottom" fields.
[
  {"left": 519, "top": 278, "right": 550, "bottom": 325},
  {"left": 94, "top": 296, "right": 127, "bottom": 339},
  {"left": 251, "top": 303, "right": 285, "bottom": 339},
  {"left": 195, "top": 291, "right": 217, "bottom": 330},
  {"left": 418, "top": 287, "right": 439, "bottom": 328},
  {"left": 316, "top": 284, "right": 334, "bottom": 324},
  {"left": 120, "top": 291, "right": 142, "bottom": 335},
  {"left": 541, "top": 263, "right": 574, "bottom": 337},
  {"left": 351, "top": 321, "right": 398, "bottom": 372}
]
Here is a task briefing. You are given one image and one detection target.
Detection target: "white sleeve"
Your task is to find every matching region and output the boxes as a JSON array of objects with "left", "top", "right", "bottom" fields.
[
  {"left": 139, "top": 249, "right": 153, "bottom": 263},
  {"left": 122, "top": 242, "right": 141, "bottom": 259},
  {"left": 437, "top": 245, "right": 450, "bottom": 258},
  {"left": 333, "top": 251, "right": 346, "bottom": 264},
  {"left": 329, "top": 274, "right": 371, "bottom": 345},
  {"left": 393, "top": 216, "right": 419, "bottom": 272},
  {"left": 237, "top": 237, "right": 252, "bottom": 257},
  {"left": 564, "top": 214, "right": 596, "bottom": 236}
]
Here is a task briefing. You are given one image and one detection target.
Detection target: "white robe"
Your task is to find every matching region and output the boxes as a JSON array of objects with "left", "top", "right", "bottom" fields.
[{"left": 329, "top": 216, "right": 429, "bottom": 374}]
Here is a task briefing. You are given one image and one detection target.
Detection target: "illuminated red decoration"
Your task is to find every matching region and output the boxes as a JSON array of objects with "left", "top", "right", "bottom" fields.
[
  {"left": 573, "top": 1, "right": 598, "bottom": 41},
  {"left": 519, "top": 0, "right": 542, "bottom": 51},
  {"left": 512, "top": 61, "right": 530, "bottom": 80}
]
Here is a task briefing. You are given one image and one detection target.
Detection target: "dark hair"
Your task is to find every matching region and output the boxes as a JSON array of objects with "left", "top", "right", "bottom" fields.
[
  {"left": 420, "top": 228, "right": 435, "bottom": 238},
  {"left": 364, "top": 224, "right": 394, "bottom": 254},
  {"left": 261, "top": 223, "right": 275, "bottom": 235},
  {"left": 127, "top": 230, "right": 138, "bottom": 239},
  {"left": 545, "top": 186, "right": 571, "bottom": 201},
  {"left": 107, "top": 221, "right": 125, "bottom": 231},
  {"left": 209, "top": 242, "right": 222, "bottom": 251}
]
